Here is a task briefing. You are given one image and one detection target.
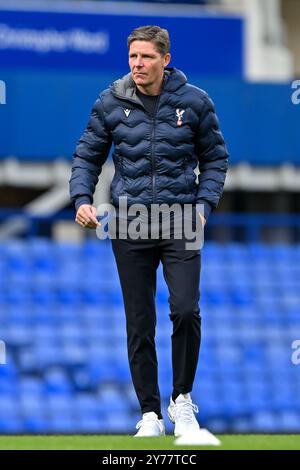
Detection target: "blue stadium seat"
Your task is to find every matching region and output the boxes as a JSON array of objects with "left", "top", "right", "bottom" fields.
[
  {"left": 24, "top": 417, "right": 49, "bottom": 433},
  {"left": 44, "top": 368, "right": 73, "bottom": 395},
  {"left": 106, "top": 413, "right": 133, "bottom": 433},
  {"left": 279, "top": 412, "right": 300, "bottom": 432},
  {"left": 0, "top": 396, "right": 19, "bottom": 416},
  {"left": 0, "top": 418, "right": 25, "bottom": 433},
  {"left": 48, "top": 416, "right": 76, "bottom": 433},
  {"left": 251, "top": 412, "right": 279, "bottom": 432},
  {"left": 232, "top": 418, "right": 252, "bottom": 433},
  {"left": 77, "top": 417, "right": 104, "bottom": 433},
  {"left": 97, "top": 388, "right": 129, "bottom": 414},
  {"left": 19, "top": 377, "right": 45, "bottom": 395}
]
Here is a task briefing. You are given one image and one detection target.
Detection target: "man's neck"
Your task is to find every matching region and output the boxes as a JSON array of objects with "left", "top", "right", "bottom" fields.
[{"left": 136, "top": 77, "right": 164, "bottom": 96}]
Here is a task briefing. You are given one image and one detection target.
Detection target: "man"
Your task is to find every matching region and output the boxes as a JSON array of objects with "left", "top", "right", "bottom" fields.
[{"left": 69, "top": 25, "right": 228, "bottom": 437}]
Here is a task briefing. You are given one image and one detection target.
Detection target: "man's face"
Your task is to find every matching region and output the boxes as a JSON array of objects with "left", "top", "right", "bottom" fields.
[{"left": 129, "top": 40, "right": 170, "bottom": 91}]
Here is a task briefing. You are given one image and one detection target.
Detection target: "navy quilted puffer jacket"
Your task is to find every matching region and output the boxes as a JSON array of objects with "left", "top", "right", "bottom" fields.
[{"left": 69, "top": 68, "right": 228, "bottom": 220}]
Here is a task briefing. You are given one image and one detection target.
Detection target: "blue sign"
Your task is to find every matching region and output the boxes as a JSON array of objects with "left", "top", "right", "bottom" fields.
[{"left": 0, "top": 8, "right": 243, "bottom": 76}]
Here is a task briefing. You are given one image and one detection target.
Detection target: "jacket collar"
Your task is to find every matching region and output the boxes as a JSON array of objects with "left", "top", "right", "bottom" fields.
[{"left": 111, "top": 67, "right": 187, "bottom": 104}]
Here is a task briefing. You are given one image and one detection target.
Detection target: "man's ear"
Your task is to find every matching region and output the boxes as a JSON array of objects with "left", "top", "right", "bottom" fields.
[{"left": 164, "top": 53, "right": 171, "bottom": 67}]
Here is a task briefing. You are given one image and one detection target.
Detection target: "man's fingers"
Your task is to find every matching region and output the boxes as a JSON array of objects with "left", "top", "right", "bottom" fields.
[
  {"left": 79, "top": 206, "right": 99, "bottom": 226},
  {"left": 75, "top": 204, "right": 100, "bottom": 228},
  {"left": 88, "top": 216, "right": 99, "bottom": 225},
  {"left": 75, "top": 218, "right": 86, "bottom": 227},
  {"left": 75, "top": 214, "right": 89, "bottom": 227},
  {"left": 87, "top": 207, "right": 99, "bottom": 225},
  {"left": 75, "top": 217, "right": 99, "bottom": 229},
  {"left": 75, "top": 213, "right": 86, "bottom": 223},
  {"left": 84, "top": 215, "right": 99, "bottom": 226},
  {"left": 85, "top": 222, "right": 98, "bottom": 229}
]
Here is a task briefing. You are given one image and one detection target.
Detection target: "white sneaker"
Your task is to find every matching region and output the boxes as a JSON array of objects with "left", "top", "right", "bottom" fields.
[
  {"left": 134, "top": 412, "right": 165, "bottom": 437},
  {"left": 168, "top": 393, "right": 200, "bottom": 437}
]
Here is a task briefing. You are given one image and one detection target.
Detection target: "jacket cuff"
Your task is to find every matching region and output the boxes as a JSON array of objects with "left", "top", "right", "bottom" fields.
[
  {"left": 74, "top": 197, "right": 92, "bottom": 212},
  {"left": 195, "top": 200, "right": 212, "bottom": 221}
]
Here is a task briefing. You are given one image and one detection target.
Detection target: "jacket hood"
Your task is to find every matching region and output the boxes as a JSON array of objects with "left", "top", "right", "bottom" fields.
[{"left": 111, "top": 67, "right": 187, "bottom": 100}]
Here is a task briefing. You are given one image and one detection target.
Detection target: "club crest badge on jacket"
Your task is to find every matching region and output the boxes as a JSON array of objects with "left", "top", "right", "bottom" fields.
[{"left": 176, "top": 109, "right": 185, "bottom": 126}]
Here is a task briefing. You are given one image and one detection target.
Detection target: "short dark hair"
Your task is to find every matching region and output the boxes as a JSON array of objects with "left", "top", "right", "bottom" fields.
[{"left": 127, "top": 25, "right": 170, "bottom": 57}]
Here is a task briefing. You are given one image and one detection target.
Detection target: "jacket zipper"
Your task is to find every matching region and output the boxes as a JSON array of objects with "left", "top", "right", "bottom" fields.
[{"left": 151, "top": 96, "right": 161, "bottom": 204}]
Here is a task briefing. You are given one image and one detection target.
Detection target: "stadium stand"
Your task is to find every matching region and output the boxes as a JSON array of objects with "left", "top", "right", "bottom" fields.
[{"left": 1, "top": 238, "right": 300, "bottom": 433}]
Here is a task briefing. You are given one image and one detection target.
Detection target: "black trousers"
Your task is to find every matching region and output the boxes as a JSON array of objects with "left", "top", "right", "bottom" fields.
[{"left": 111, "top": 222, "right": 201, "bottom": 416}]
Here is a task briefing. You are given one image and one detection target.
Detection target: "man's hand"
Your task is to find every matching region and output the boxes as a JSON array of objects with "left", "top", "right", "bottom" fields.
[{"left": 75, "top": 204, "right": 100, "bottom": 229}]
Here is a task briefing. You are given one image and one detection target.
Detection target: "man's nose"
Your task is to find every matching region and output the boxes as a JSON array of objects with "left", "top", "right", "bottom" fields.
[{"left": 134, "top": 57, "right": 144, "bottom": 67}]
